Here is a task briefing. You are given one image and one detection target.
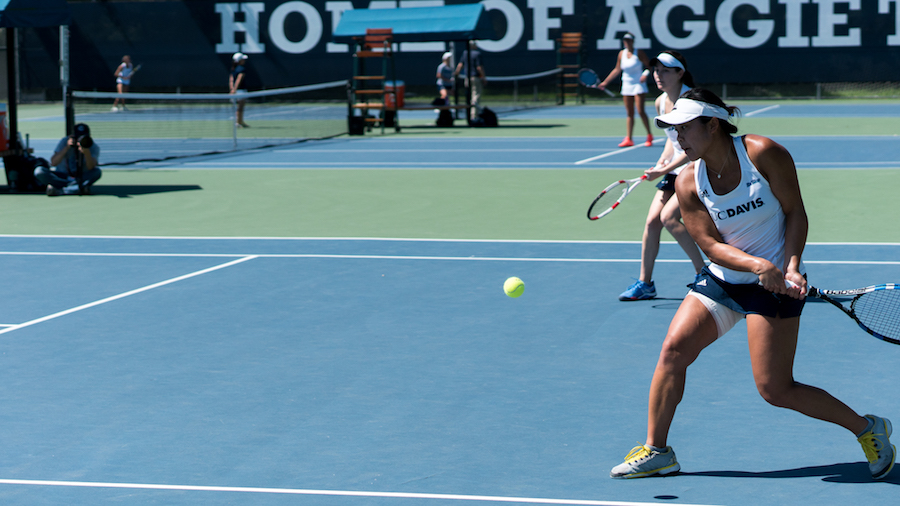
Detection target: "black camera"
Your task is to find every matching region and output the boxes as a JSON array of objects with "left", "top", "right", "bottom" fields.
[{"left": 76, "top": 135, "right": 93, "bottom": 148}]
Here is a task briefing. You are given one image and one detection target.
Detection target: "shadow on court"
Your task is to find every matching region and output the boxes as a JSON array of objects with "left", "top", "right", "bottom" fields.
[
  {"left": 92, "top": 184, "right": 203, "bottom": 198},
  {"left": 685, "top": 462, "right": 900, "bottom": 484}
]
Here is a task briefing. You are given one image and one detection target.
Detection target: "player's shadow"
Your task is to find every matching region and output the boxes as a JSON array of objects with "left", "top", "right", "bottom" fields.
[
  {"left": 91, "top": 184, "right": 203, "bottom": 198},
  {"left": 683, "top": 462, "right": 900, "bottom": 484}
]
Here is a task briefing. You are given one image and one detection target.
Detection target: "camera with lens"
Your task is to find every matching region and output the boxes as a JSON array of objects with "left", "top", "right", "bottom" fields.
[{"left": 76, "top": 134, "right": 93, "bottom": 148}]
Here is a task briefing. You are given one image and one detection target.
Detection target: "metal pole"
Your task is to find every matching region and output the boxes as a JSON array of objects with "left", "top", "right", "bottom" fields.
[
  {"left": 6, "top": 27, "right": 18, "bottom": 151},
  {"left": 60, "top": 25, "right": 71, "bottom": 135}
]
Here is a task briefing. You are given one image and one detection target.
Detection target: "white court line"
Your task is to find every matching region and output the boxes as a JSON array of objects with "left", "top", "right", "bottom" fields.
[
  {"left": 0, "top": 255, "right": 257, "bottom": 336},
  {"left": 744, "top": 104, "right": 780, "bottom": 117},
  {"left": 574, "top": 105, "right": 779, "bottom": 166},
  {"left": 0, "top": 479, "right": 723, "bottom": 506},
  {"left": 0, "top": 250, "right": 896, "bottom": 265},
  {"left": 277, "top": 148, "right": 600, "bottom": 153},
  {"left": 0, "top": 235, "right": 898, "bottom": 246},
  {"left": 574, "top": 138, "right": 665, "bottom": 166}
]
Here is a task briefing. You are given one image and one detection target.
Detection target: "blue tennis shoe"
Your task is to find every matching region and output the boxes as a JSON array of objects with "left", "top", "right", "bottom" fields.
[{"left": 619, "top": 280, "right": 656, "bottom": 301}]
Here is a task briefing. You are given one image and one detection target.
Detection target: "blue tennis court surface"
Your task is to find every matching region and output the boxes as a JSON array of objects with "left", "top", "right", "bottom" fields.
[
  {"left": 24, "top": 135, "right": 900, "bottom": 171},
  {"left": 0, "top": 236, "right": 897, "bottom": 505}
]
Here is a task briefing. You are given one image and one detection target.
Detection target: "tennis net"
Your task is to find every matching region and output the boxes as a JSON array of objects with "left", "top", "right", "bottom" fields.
[{"left": 70, "top": 80, "right": 348, "bottom": 165}]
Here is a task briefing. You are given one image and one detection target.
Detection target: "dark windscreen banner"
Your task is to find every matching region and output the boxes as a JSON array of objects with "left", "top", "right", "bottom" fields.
[{"left": 22, "top": 0, "right": 900, "bottom": 92}]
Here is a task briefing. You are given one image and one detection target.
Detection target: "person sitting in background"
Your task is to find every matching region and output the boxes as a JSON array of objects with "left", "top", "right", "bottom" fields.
[{"left": 35, "top": 123, "right": 102, "bottom": 196}]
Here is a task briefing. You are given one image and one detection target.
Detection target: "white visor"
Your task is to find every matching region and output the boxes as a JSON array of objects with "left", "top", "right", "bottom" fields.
[
  {"left": 655, "top": 98, "right": 731, "bottom": 128},
  {"left": 442, "top": 51, "right": 453, "bottom": 60},
  {"left": 650, "top": 52, "right": 684, "bottom": 71}
]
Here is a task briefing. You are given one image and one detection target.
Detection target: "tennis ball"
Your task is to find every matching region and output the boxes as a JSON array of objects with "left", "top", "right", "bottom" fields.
[{"left": 504, "top": 277, "right": 525, "bottom": 298}]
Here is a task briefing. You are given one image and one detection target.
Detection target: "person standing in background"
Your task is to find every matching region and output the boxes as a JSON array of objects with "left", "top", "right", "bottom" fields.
[
  {"left": 454, "top": 41, "right": 486, "bottom": 121},
  {"left": 230, "top": 52, "right": 250, "bottom": 128},
  {"left": 112, "top": 55, "right": 139, "bottom": 112},
  {"left": 598, "top": 33, "right": 653, "bottom": 148}
]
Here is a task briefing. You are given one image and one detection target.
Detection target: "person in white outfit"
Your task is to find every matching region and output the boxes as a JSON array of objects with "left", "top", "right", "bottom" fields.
[
  {"left": 112, "top": 55, "right": 139, "bottom": 112},
  {"left": 598, "top": 32, "right": 653, "bottom": 148},
  {"left": 610, "top": 88, "right": 896, "bottom": 482},
  {"left": 618, "top": 51, "right": 705, "bottom": 302}
]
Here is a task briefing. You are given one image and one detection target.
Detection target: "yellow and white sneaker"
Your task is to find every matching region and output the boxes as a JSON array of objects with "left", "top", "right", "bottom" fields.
[
  {"left": 858, "top": 415, "right": 896, "bottom": 479},
  {"left": 610, "top": 444, "right": 680, "bottom": 479}
]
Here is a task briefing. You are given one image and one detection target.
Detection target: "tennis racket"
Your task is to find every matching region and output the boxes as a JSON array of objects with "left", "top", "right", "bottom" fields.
[
  {"left": 586, "top": 174, "right": 648, "bottom": 220},
  {"left": 804, "top": 283, "right": 900, "bottom": 345},
  {"left": 577, "top": 68, "right": 615, "bottom": 97},
  {"left": 132, "top": 64, "right": 142, "bottom": 73}
]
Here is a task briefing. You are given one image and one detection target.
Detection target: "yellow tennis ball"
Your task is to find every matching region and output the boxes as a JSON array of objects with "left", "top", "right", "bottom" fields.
[{"left": 504, "top": 277, "right": 524, "bottom": 298}]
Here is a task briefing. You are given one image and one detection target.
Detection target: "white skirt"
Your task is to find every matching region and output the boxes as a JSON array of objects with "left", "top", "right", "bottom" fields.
[{"left": 620, "top": 81, "right": 648, "bottom": 96}]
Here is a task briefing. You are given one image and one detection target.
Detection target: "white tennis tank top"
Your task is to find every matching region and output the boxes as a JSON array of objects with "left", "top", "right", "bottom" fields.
[
  {"left": 620, "top": 51, "right": 642, "bottom": 87},
  {"left": 657, "top": 85, "right": 691, "bottom": 174},
  {"left": 695, "top": 136, "right": 805, "bottom": 284},
  {"left": 117, "top": 63, "right": 133, "bottom": 84}
]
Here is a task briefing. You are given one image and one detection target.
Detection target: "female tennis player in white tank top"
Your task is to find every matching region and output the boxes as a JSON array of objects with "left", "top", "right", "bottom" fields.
[
  {"left": 597, "top": 33, "right": 653, "bottom": 148},
  {"left": 610, "top": 88, "right": 895, "bottom": 481},
  {"left": 618, "top": 51, "right": 705, "bottom": 302},
  {"left": 112, "top": 55, "right": 138, "bottom": 112}
]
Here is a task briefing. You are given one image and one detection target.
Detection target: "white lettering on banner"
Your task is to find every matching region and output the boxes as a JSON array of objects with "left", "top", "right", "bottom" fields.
[
  {"left": 778, "top": 0, "right": 809, "bottom": 47},
  {"left": 597, "top": 0, "right": 651, "bottom": 49},
  {"left": 812, "top": 0, "right": 861, "bottom": 47},
  {"left": 325, "top": 1, "right": 353, "bottom": 52},
  {"left": 652, "top": 0, "right": 709, "bottom": 49},
  {"left": 879, "top": 0, "right": 900, "bottom": 45},
  {"left": 527, "top": 0, "right": 573, "bottom": 50},
  {"left": 215, "top": 2, "right": 266, "bottom": 53},
  {"left": 212, "top": 0, "right": 895, "bottom": 57},
  {"left": 478, "top": 0, "right": 525, "bottom": 52},
  {"left": 269, "top": 1, "right": 322, "bottom": 53},
  {"left": 716, "top": 0, "right": 773, "bottom": 48}
]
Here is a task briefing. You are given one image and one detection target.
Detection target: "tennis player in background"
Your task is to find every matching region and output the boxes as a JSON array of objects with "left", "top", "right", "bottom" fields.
[
  {"left": 610, "top": 88, "right": 895, "bottom": 480},
  {"left": 112, "top": 55, "right": 138, "bottom": 112},
  {"left": 618, "top": 51, "right": 705, "bottom": 301},
  {"left": 230, "top": 52, "right": 250, "bottom": 128},
  {"left": 597, "top": 32, "right": 653, "bottom": 148}
]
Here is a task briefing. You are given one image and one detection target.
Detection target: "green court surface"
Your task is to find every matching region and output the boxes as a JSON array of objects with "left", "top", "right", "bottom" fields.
[
  {"left": 6, "top": 101, "right": 899, "bottom": 242},
  {"left": 16, "top": 101, "right": 900, "bottom": 140},
  {"left": 1, "top": 168, "right": 897, "bottom": 242}
]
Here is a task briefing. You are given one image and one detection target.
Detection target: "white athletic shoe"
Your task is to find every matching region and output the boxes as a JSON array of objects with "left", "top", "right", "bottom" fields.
[
  {"left": 610, "top": 444, "right": 680, "bottom": 479},
  {"left": 858, "top": 415, "right": 896, "bottom": 479},
  {"left": 111, "top": 106, "right": 119, "bottom": 112}
]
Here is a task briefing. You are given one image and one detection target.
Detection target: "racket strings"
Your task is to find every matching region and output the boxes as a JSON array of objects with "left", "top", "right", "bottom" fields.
[
  {"left": 852, "top": 289, "right": 900, "bottom": 339},
  {"left": 589, "top": 183, "right": 628, "bottom": 218}
]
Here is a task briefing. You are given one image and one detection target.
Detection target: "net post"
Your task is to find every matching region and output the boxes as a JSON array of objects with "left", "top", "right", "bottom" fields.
[{"left": 232, "top": 98, "right": 238, "bottom": 148}]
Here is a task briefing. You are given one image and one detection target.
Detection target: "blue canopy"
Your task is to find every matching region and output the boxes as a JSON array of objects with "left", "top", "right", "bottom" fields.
[
  {"left": 0, "top": 0, "right": 71, "bottom": 28},
  {"left": 332, "top": 4, "right": 495, "bottom": 44}
]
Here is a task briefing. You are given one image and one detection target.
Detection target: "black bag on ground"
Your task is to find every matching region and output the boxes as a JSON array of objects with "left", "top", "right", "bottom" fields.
[
  {"left": 479, "top": 107, "right": 498, "bottom": 127},
  {"left": 436, "top": 109, "right": 454, "bottom": 127},
  {"left": 3, "top": 154, "right": 48, "bottom": 193}
]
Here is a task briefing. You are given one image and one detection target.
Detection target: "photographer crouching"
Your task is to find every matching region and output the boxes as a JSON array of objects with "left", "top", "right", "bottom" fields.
[{"left": 35, "top": 123, "right": 102, "bottom": 196}]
